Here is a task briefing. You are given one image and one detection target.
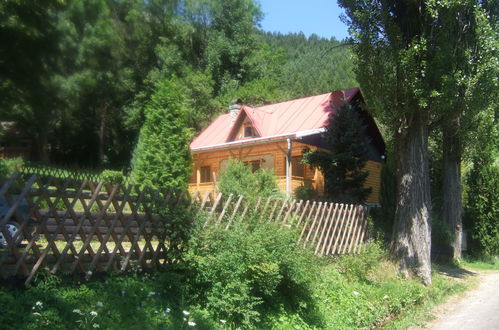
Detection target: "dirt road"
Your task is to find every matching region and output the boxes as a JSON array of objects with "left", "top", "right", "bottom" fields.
[{"left": 422, "top": 270, "right": 499, "bottom": 330}]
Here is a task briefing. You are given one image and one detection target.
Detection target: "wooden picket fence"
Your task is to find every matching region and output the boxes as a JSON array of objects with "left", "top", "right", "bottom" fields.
[
  {"left": 0, "top": 174, "right": 369, "bottom": 284},
  {"left": 192, "top": 191, "right": 370, "bottom": 257}
]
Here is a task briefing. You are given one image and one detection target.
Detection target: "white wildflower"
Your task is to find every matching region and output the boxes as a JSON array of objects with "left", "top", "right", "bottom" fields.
[
  {"left": 182, "top": 310, "right": 190, "bottom": 316},
  {"left": 165, "top": 308, "right": 171, "bottom": 313},
  {"left": 188, "top": 321, "right": 196, "bottom": 327},
  {"left": 183, "top": 317, "right": 187, "bottom": 321},
  {"left": 353, "top": 291, "right": 360, "bottom": 296},
  {"left": 73, "top": 309, "right": 82, "bottom": 315},
  {"left": 90, "top": 311, "right": 98, "bottom": 316},
  {"left": 33, "top": 312, "right": 41, "bottom": 317},
  {"left": 96, "top": 301, "right": 103, "bottom": 308},
  {"left": 220, "top": 319, "right": 227, "bottom": 324},
  {"left": 383, "top": 295, "right": 389, "bottom": 300},
  {"left": 148, "top": 291, "right": 155, "bottom": 296},
  {"left": 35, "top": 301, "right": 43, "bottom": 307},
  {"left": 93, "top": 324, "right": 100, "bottom": 328}
]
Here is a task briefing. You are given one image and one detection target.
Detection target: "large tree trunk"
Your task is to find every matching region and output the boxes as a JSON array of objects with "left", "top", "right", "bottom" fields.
[
  {"left": 98, "top": 105, "right": 108, "bottom": 165},
  {"left": 391, "top": 113, "right": 432, "bottom": 285},
  {"left": 442, "top": 120, "right": 462, "bottom": 259},
  {"left": 35, "top": 125, "right": 49, "bottom": 163}
]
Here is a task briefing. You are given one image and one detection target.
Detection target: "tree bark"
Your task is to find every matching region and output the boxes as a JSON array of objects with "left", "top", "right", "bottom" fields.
[
  {"left": 442, "top": 120, "right": 462, "bottom": 259},
  {"left": 391, "top": 112, "right": 432, "bottom": 285},
  {"left": 35, "top": 124, "right": 49, "bottom": 163},
  {"left": 98, "top": 105, "right": 108, "bottom": 165}
]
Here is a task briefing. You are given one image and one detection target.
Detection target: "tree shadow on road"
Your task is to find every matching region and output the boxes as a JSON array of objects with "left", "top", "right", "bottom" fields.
[{"left": 434, "top": 263, "right": 477, "bottom": 279}]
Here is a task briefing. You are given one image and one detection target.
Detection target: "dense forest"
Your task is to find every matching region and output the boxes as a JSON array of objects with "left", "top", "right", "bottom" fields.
[{"left": 0, "top": 0, "right": 356, "bottom": 168}]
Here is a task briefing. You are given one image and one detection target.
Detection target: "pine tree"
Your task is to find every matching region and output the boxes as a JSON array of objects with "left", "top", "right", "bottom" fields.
[
  {"left": 303, "top": 102, "right": 371, "bottom": 204},
  {"left": 131, "top": 79, "right": 192, "bottom": 190}
]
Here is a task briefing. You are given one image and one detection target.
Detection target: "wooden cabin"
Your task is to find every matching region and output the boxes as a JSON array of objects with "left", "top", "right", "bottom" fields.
[{"left": 189, "top": 88, "right": 386, "bottom": 204}]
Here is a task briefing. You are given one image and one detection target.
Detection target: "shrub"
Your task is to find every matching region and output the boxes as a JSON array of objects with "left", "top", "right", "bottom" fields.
[
  {"left": 465, "top": 157, "right": 499, "bottom": 257},
  {"left": 100, "top": 170, "right": 124, "bottom": 184},
  {"left": 294, "top": 185, "right": 317, "bottom": 201},
  {"left": 0, "top": 157, "right": 24, "bottom": 180},
  {"left": 334, "top": 240, "right": 385, "bottom": 282},
  {"left": 432, "top": 216, "right": 453, "bottom": 246},
  {"left": 218, "top": 159, "right": 281, "bottom": 201},
  {"left": 184, "top": 222, "right": 320, "bottom": 328}
]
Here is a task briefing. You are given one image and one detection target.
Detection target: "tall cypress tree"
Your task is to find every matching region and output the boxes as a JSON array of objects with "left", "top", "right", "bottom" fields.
[
  {"left": 303, "top": 102, "right": 371, "bottom": 204},
  {"left": 131, "top": 79, "right": 192, "bottom": 190}
]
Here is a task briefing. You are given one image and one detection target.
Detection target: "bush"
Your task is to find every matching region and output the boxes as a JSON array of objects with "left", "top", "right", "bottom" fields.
[
  {"left": 432, "top": 216, "right": 453, "bottom": 246},
  {"left": 334, "top": 240, "right": 385, "bottom": 282},
  {"left": 184, "top": 222, "right": 320, "bottom": 328},
  {"left": 294, "top": 185, "right": 317, "bottom": 201},
  {"left": 0, "top": 157, "right": 24, "bottom": 180},
  {"left": 100, "top": 170, "right": 124, "bottom": 184},
  {"left": 465, "top": 158, "right": 499, "bottom": 257},
  {"left": 218, "top": 159, "right": 281, "bottom": 201}
]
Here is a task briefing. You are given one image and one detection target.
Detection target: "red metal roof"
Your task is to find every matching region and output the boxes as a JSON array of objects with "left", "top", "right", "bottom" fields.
[{"left": 190, "top": 88, "right": 360, "bottom": 150}]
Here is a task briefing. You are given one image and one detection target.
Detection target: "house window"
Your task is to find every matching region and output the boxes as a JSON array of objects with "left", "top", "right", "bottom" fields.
[
  {"left": 244, "top": 160, "right": 261, "bottom": 172},
  {"left": 292, "top": 156, "right": 305, "bottom": 177},
  {"left": 244, "top": 125, "right": 253, "bottom": 137},
  {"left": 200, "top": 166, "right": 211, "bottom": 183},
  {"left": 284, "top": 156, "right": 305, "bottom": 177}
]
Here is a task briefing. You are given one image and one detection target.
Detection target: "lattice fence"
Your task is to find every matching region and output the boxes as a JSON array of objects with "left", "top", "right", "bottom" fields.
[
  {"left": 0, "top": 173, "right": 187, "bottom": 284},
  {"left": 0, "top": 174, "right": 370, "bottom": 284},
  {"left": 20, "top": 162, "right": 104, "bottom": 183},
  {"left": 192, "top": 191, "right": 370, "bottom": 256}
]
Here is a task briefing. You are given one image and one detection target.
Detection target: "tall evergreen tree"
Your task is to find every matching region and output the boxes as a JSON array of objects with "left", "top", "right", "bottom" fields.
[
  {"left": 303, "top": 102, "right": 371, "bottom": 204},
  {"left": 131, "top": 79, "right": 192, "bottom": 190}
]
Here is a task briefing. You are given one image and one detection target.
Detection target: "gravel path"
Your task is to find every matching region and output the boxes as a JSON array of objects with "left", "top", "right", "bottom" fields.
[{"left": 422, "top": 270, "right": 499, "bottom": 330}]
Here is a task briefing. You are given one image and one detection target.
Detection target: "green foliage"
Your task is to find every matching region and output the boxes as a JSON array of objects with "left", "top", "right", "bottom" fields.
[
  {"left": 335, "top": 240, "right": 385, "bottom": 282},
  {"left": 261, "top": 32, "right": 357, "bottom": 99},
  {"left": 185, "top": 222, "right": 320, "bottom": 327},
  {"left": 131, "top": 79, "right": 192, "bottom": 190},
  {"left": 465, "top": 158, "right": 499, "bottom": 257},
  {"left": 0, "top": 157, "right": 24, "bottom": 180},
  {"left": 432, "top": 216, "right": 453, "bottom": 246},
  {"left": 293, "top": 185, "right": 318, "bottom": 201},
  {"left": 99, "top": 170, "right": 124, "bottom": 185},
  {"left": 218, "top": 159, "right": 281, "bottom": 200},
  {"left": 303, "top": 102, "right": 371, "bottom": 204}
]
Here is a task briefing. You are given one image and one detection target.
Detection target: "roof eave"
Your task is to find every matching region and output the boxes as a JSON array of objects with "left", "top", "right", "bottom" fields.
[{"left": 191, "top": 128, "right": 325, "bottom": 153}]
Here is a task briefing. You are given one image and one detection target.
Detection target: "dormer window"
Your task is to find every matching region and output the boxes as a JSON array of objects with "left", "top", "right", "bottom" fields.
[
  {"left": 244, "top": 125, "right": 253, "bottom": 137},
  {"left": 242, "top": 119, "right": 257, "bottom": 138}
]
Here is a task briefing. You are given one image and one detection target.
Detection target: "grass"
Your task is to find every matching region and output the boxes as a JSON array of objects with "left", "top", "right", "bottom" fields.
[
  {"left": 460, "top": 255, "right": 499, "bottom": 270},
  {"left": 384, "top": 263, "right": 476, "bottom": 329},
  {"left": 0, "top": 254, "right": 477, "bottom": 329}
]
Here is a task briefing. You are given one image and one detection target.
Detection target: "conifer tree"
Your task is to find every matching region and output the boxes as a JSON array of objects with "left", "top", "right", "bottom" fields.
[
  {"left": 131, "top": 79, "right": 192, "bottom": 190},
  {"left": 303, "top": 102, "right": 371, "bottom": 204}
]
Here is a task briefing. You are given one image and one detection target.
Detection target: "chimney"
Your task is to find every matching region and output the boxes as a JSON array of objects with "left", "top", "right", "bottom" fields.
[
  {"left": 229, "top": 98, "right": 242, "bottom": 126},
  {"left": 329, "top": 90, "right": 347, "bottom": 109}
]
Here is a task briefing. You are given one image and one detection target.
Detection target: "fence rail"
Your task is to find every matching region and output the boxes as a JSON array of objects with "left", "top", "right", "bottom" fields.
[{"left": 0, "top": 174, "right": 369, "bottom": 284}]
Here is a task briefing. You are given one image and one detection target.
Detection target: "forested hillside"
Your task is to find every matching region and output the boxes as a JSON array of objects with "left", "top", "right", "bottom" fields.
[
  {"left": 261, "top": 32, "right": 357, "bottom": 99},
  {"left": 0, "top": 0, "right": 355, "bottom": 168}
]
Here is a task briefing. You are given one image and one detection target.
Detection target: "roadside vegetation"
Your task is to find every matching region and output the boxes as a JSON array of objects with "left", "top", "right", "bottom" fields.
[{"left": 0, "top": 223, "right": 473, "bottom": 330}]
